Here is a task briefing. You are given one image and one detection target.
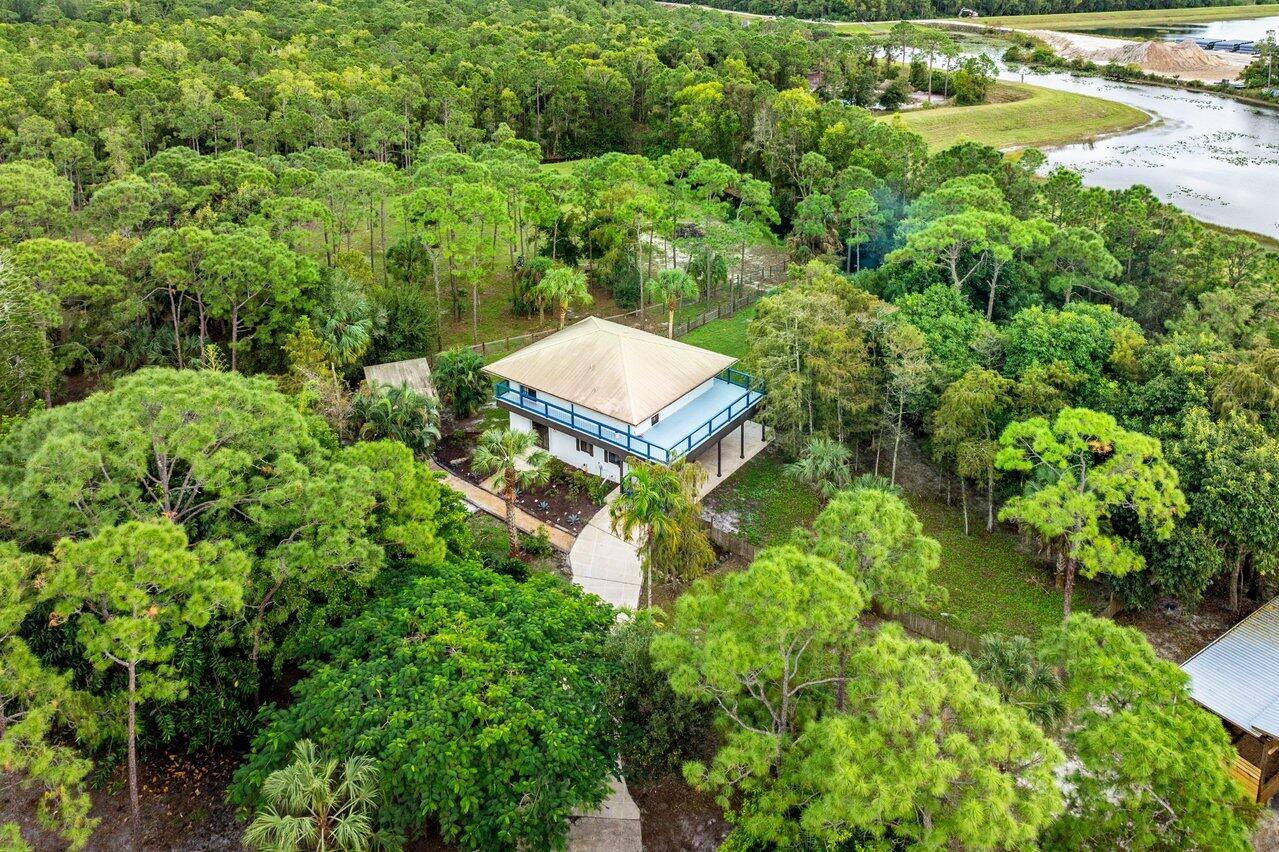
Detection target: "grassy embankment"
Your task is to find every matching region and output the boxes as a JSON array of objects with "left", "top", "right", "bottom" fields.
[
  {"left": 890, "top": 80, "right": 1149, "bottom": 151},
  {"left": 680, "top": 307, "right": 1102, "bottom": 638},
  {"left": 981, "top": 3, "right": 1279, "bottom": 31}
]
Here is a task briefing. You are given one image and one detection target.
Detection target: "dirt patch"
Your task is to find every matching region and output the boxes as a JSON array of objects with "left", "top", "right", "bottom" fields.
[
  {"left": 631, "top": 775, "right": 731, "bottom": 851},
  {"left": 1254, "top": 809, "right": 1279, "bottom": 850},
  {"left": 3, "top": 751, "right": 243, "bottom": 851},
  {"left": 650, "top": 550, "right": 750, "bottom": 612},
  {"left": 1117, "top": 595, "right": 1258, "bottom": 664}
]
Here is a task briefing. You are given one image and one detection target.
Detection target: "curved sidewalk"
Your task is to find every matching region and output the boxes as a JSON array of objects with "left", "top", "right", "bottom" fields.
[{"left": 568, "top": 500, "right": 644, "bottom": 610}]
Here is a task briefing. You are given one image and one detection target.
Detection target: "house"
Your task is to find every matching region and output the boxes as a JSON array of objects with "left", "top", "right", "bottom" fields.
[
  {"left": 1181, "top": 596, "right": 1279, "bottom": 803},
  {"left": 483, "top": 317, "right": 764, "bottom": 482}
]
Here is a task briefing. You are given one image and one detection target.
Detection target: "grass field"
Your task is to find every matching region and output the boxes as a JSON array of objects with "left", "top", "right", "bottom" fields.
[
  {"left": 677, "top": 305, "right": 755, "bottom": 358},
  {"left": 702, "top": 450, "right": 1102, "bottom": 638},
  {"left": 981, "top": 3, "right": 1279, "bottom": 30},
  {"left": 828, "top": 19, "right": 899, "bottom": 32},
  {"left": 702, "top": 450, "right": 824, "bottom": 547},
  {"left": 891, "top": 81, "right": 1149, "bottom": 151},
  {"left": 908, "top": 495, "right": 1103, "bottom": 637}
]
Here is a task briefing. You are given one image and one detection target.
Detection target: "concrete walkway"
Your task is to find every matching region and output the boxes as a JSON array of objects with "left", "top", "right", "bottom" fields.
[
  {"left": 428, "top": 461, "right": 576, "bottom": 552},
  {"left": 568, "top": 778, "right": 643, "bottom": 851},
  {"left": 568, "top": 499, "right": 644, "bottom": 610},
  {"left": 692, "top": 419, "right": 770, "bottom": 498}
]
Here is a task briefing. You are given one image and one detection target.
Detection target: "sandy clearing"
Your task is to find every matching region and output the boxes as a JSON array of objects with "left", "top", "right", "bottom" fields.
[{"left": 1025, "top": 28, "right": 1254, "bottom": 83}]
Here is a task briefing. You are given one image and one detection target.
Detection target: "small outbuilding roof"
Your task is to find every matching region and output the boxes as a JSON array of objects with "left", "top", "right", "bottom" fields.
[
  {"left": 483, "top": 317, "right": 736, "bottom": 426},
  {"left": 1182, "top": 596, "right": 1279, "bottom": 738},
  {"left": 363, "top": 356, "right": 436, "bottom": 399}
]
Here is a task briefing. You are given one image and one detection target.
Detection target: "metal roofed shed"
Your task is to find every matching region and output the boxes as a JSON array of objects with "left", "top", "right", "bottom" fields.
[
  {"left": 483, "top": 317, "right": 736, "bottom": 426},
  {"left": 363, "top": 356, "right": 436, "bottom": 399},
  {"left": 1182, "top": 596, "right": 1279, "bottom": 802}
]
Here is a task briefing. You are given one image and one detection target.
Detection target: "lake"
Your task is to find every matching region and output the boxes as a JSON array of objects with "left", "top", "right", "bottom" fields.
[
  {"left": 1071, "top": 14, "right": 1279, "bottom": 42},
  {"left": 991, "top": 68, "right": 1279, "bottom": 238}
]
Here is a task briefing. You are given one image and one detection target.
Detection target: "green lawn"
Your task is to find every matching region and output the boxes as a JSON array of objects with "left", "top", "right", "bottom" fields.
[
  {"left": 703, "top": 450, "right": 823, "bottom": 547},
  {"left": 891, "top": 81, "right": 1149, "bottom": 151},
  {"left": 981, "top": 3, "right": 1279, "bottom": 31},
  {"left": 703, "top": 450, "right": 1101, "bottom": 638},
  {"left": 678, "top": 306, "right": 755, "bottom": 359},
  {"left": 829, "top": 19, "right": 899, "bottom": 33},
  {"left": 907, "top": 495, "right": 1103, "bottom": 638}
]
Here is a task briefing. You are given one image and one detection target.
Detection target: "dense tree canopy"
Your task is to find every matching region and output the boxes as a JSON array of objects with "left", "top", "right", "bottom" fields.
[{"left": 230, "top": 560, "right": 619, "bottom": 850}]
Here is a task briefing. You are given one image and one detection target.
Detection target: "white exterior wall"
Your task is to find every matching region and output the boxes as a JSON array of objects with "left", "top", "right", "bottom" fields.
[
  {"left": 634, "top": 378, "right": 715, "bottom": 437},
  {"left": 507, "top": 407, "right": 623, "bottom": 482},
  {"left": 549, "top": 428, "right": 623, "bottom": 483},
  {"left": 509, "top": 411, "right": 534, "bottom": 434}
]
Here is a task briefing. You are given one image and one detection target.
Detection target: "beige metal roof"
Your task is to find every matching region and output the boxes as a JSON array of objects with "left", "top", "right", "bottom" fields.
[
  {"left": 363, "top": 357, "right": 436, "bottom": 399},
  {"left": 483, "top": 317, "right": 736, "bottom": 425},
  {"left": 1183, "top": 596, "right": 1279, "bottom": 738}
]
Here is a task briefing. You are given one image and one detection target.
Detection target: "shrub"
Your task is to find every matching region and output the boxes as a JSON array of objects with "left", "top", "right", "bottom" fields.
[
  {"left": 351, "top": 381, "right": 441, "bottom": 456},
  {"left": 604, "top": 613, "right": 713, "bottom": 783},
  {"left": 606, "top": 258, "right": 641, "bottom": 309},
  {"left": 879, "top": 78, "right": 911, "bottom": 111},
  {"left": 369, "top": 285, "right": 439, "bottom": 364},
  {"left": 523, "top": 527, "right": 554, "bottom": 558},
  {"left": 432, "top": 348, "right": 488, "bottom": 418},
  {"left": 230, "top": 561, "right": 619, "bottom": 850}
]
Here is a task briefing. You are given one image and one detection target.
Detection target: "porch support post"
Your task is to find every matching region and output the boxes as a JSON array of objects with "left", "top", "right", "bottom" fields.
[
  {"left": 717, "top": 440, "right": 722, "bottom": 477},
  {"left": 740, "top": 423, "right": 745, "bottom": 459},
  {"left": 1259, "top": 736, "right": 1275, "bottom": 803}
]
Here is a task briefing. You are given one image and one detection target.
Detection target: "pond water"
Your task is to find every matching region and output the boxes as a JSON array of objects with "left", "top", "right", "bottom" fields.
[
  {"left": 1071, "top": 14, "right": 1279, "bottom": 42},
  {"left": 997, "top": 68, "right": 1279, "bottom": 237}
]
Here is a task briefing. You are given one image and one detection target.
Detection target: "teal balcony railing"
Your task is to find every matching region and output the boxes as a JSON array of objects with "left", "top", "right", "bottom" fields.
[{"left": 495, "top": 368, "right": 764, "bottom": 464}]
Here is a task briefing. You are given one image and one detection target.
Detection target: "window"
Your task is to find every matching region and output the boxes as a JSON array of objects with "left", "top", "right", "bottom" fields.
[
  {"left": 651, "top": 413, "right": 660, "bottom": 426},
  {"left": 605, "top": 451, "right": 621, "bottom": 466},
  {"left": 576, "top": 438, "right": 595, "bottom": 455},
  {"left": 523, "top": 386, "right": 538, "bottom": 399}
]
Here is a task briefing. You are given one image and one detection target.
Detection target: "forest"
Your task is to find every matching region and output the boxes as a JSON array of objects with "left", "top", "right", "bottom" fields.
[
  {"left": 662, "top": 0, "right": 1256, "bottom": 24},
  {"left": 2, "top": 0, "right": 1278, "bottom": 848}
]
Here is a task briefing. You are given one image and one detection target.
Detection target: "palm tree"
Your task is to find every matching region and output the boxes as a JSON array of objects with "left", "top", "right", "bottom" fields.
[
  {"left": 318, "top": 274, "right": 376, "bottom": 383},
  {"left": 644, "top": 268, "right": 698, "bottom": 339},
  {"left": 784, "top": 435, "right": 854, "bottom": 499},
  {"left": 242, "top": 740, "right": 380, "bottom": 852},
  {"left": 609, "top": 458, "right": 707, "bottom": 608},
  {"left": 531, "top": 265, "right": 592, "bottom": 329},
  {"left": 970, "top": 634, "right": 1064, "bottom": 728},
  {"left": 352, "top": 381, "right": 441, "bottom": 456},
  {"left": 471, "top": 427, "right": 551, "bottom": 555}
]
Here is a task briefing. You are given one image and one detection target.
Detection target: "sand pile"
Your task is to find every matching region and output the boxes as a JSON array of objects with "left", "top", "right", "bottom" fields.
[
  {"left": 1027, "top": 29, "right": 1251, "bottom": 82},
  {"left": 1111, "top": 39, "right": 1223, "bottom": 74}
]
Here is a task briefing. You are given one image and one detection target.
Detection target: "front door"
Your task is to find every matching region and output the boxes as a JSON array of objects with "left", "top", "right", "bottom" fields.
[{"left": 533, "top": 422, "right": 549, "bottom": 450}]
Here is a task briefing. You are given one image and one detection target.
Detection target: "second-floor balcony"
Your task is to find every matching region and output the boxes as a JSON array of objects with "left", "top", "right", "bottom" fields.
[{"left": 495, "top": 367, "right": 765, "bottom": 464}]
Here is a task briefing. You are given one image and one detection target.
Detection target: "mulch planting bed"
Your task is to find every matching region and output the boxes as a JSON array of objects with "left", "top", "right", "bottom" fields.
[{"left": 435, "top": 414, "right": 605, "bottom": 536}]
